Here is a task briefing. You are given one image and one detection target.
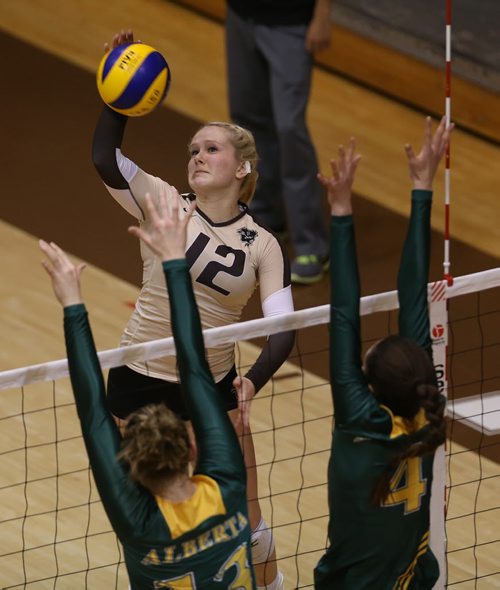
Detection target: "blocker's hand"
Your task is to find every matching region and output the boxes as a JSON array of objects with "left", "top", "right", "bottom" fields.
[
  {"left": 318, "top": 137, "right": 362, "bottom": 216},
  {"left": 405, "top": 116, "right": 454, "bottom": 191},
  {"left": 128, "top": 186, "right": 195, "bottom": 262},
  {"left": 39, "top": 240, "right": 85, "bottom": 308}
]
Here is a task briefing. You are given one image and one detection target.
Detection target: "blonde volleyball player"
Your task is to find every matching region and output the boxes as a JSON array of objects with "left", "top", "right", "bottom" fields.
[
  {"left": 92, "top": 31, "right": 291, "bottom": 590},
  {"left": 314, "top": 117, "right": 452, "bottom": 589},
  {"left": 40, "top": 192, "right": 257, "bottom": 589}
]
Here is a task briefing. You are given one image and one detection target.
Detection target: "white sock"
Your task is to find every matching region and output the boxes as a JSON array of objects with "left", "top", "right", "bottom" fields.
[{"left": 251, "top": 517, "right": 275, "bottom": 564}]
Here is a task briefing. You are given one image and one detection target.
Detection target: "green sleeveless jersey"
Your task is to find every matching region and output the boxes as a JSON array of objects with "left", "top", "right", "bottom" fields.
[
  {"left": 314, "top": 190, "right": 441, "bottom": 589},
  {"left": 64, "top": 259, "right": 255, "bottom": 589}
]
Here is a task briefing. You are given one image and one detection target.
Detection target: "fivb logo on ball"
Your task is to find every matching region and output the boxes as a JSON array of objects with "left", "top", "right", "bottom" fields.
[
  {"left": 97, "top": 42, "right": 171, "bottom": 117},
  {"left": 116, "top": 47, "right": 142, "bottom": 72}
]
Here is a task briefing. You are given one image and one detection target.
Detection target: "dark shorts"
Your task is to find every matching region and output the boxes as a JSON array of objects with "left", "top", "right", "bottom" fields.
[{"left": 106, "top": 365, "right": 238, "bottom": 420}]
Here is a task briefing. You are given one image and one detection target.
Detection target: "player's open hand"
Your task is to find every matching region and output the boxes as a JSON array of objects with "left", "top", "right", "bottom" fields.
[
  {"left": 318, "top": 137, "right": 361, "bottom": 216},
  {"left": 39, "top": 240, "right": 85, "bottom": 308},
  {"left": 233, "top": 375, "right": 256, "bottom": 430},
  {"left": 128, "top": 185, "right": 195, "bottom": 261},
  {"left": 104, "top": 29, "right": 135, "bottom": 54},
  {"left": 405, "top": 116, "right": 454, "bottom": 190}
]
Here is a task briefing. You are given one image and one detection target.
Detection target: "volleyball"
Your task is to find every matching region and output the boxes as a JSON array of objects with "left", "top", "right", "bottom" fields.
[{"left": 96, "top": 42, "right": 171, "bottom": 117}]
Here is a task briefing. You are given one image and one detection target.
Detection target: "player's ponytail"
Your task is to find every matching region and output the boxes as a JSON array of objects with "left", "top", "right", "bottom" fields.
[
  {"left": 414, "top": 381, "right": 447, "bottom": 457},
  {"left": 365, "top": 335, "right": 447, "bottom": 505}
]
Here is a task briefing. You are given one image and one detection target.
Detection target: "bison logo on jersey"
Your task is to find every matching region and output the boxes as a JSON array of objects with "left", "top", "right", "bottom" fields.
[{"left": 237, "top": 227, "right": 257, "bottom": 247}]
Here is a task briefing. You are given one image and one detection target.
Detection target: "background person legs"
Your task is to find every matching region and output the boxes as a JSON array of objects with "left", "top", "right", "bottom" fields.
[{"left": 226, "top": 7, "right": 329, "bottom": 284}]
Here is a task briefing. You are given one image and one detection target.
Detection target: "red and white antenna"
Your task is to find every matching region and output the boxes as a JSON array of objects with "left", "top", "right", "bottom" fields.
[{"left": 443, "top": 0, "right": 453, "bottom": 286}]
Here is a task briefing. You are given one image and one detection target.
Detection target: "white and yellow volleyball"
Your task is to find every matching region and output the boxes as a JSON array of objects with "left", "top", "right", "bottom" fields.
[{"left": 96, "top": 43, "right": 171, "bottom": 117}]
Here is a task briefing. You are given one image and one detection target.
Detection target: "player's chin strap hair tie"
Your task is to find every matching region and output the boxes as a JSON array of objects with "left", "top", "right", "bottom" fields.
[{"left": 244, "top": 161, "right": 252, "bottom": 175}]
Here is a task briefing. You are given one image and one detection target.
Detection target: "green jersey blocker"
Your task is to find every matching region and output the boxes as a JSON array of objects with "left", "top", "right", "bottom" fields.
[
  {"left": 315, "top": 190, "right": 441, "bottom": 589},
  {"left": 64, "top": 259, "right": 255, "bottom": 589}
]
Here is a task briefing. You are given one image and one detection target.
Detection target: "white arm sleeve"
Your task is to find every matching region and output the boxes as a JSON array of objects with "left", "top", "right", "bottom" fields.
[
  {"left": 104, "top": 150, "right": 144, "bottom": 220},
  {"left": 116, "top": 149, "right": 138, "bottom": 182},
  {"left": 261, "top": 285, "right": 294, "bottom": 318}
]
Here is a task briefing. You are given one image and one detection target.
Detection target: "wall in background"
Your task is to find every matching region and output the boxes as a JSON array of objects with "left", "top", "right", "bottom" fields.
[{"left": 176, "top": 0, "right": 500, "bottom": 143}]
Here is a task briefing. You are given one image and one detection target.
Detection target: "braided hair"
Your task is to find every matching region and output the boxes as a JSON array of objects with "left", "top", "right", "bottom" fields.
[{"left": 364, "top": 335, "right": 447, "bottom": 505}]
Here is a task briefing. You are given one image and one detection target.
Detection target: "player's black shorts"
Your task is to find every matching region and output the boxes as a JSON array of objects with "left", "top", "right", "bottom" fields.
[{"left": 106, "top": 364, "right": 238, "bottom": 420}]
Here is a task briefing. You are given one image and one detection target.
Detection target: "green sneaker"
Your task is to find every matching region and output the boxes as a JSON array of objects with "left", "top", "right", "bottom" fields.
[{"left": 290, "top": 255, "right": 329, "bottom": 285}]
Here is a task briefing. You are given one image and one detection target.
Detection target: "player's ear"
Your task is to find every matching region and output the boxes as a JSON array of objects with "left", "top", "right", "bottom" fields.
[{"left": 235, "top": 160, "right": 251, "bottom": 180}]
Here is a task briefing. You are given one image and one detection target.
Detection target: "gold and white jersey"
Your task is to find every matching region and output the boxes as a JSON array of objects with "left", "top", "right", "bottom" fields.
[{"left": 111, "top": 166, "right": 291, "bottom": 383}]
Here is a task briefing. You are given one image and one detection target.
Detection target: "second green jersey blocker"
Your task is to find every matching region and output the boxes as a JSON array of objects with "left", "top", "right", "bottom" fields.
[{"left": 314, "top": 190, "right": 442, "bottom": 589}]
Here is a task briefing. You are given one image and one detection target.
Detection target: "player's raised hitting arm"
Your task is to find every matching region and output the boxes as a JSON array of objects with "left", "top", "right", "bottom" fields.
[{"left": 92, "top": 30, "right": 160, "bottom": 220}]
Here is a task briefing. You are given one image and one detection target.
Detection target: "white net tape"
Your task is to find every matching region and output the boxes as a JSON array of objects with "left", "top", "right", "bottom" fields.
[{"left": 2, "top": 268, "right": 498, "bottom": 392}]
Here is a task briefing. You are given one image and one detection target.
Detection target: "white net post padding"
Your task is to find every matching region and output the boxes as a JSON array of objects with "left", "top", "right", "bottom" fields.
[{"left": 429, "top": 280, "right": 449, "bottom": 589}]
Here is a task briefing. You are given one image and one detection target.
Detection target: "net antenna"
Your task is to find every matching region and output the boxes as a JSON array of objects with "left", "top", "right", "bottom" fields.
[
  {"left": 443, "top": 0, "right": 453, "bottom": 286},
  {"left": 429, "top": 3, "right": 454, "bottom": 585}
]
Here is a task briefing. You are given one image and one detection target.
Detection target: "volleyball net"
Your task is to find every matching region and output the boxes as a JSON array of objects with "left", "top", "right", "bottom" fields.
[{"left": 1, "top": 268, "right": 499, "bottom": 589}]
